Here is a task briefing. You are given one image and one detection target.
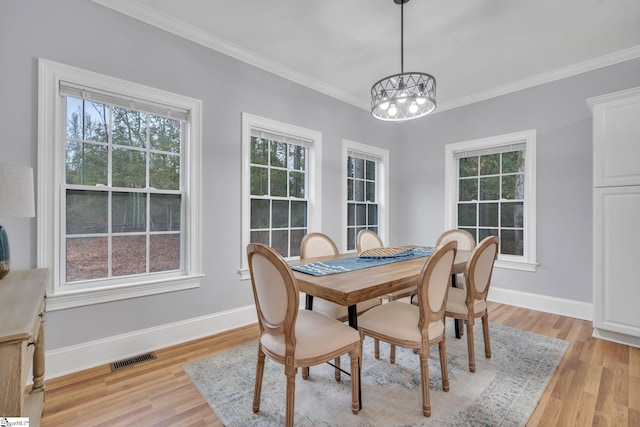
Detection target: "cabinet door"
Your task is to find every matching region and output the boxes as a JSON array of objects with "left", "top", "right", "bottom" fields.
[
  {"left": 593, "top": 186, "right": 640, "bottom": 338},
  {"left": 592, "top": 89, "right": 640, "bottom": 187}
]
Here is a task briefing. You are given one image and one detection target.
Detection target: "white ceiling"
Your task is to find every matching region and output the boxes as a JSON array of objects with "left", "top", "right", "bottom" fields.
[{"left": 94, "top": 0, "right": 640, "bottom": 112}]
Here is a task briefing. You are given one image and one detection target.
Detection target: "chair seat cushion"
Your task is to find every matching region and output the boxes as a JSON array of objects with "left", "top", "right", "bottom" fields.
[
  {"left": 445, "top": 286, "right": 486, "bottom": 316},
  {"left": 358, "top": 301, "right": 444, "bottom": 344},
  {"left": 261, "top": 309, "right": 360, "bottom": 363}
]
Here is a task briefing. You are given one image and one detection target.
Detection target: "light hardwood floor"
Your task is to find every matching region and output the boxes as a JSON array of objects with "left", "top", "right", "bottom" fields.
[{"left": 40, "top": 302, "right": 639, "bottom": 426}]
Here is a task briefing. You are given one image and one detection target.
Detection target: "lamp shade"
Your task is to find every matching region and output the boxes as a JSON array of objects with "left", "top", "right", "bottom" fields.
[
  {"left": 0, "top": 163, "right": 35, "bottom": 279},
  {"left": 0, "top": 163, "right": 36, "bottom": 218}
]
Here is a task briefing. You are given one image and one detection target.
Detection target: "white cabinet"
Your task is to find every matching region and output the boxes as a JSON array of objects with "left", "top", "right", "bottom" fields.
[{"left": 588, "top": 87, "right": 640, "bottom": 348}]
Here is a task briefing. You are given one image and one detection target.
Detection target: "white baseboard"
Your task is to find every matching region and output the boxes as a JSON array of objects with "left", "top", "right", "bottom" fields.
[
  {"left": 45, "top": 288, "right": 593, "bottom": 380},
  {"left": 488, "top": 286, "right": 593, "bottom": 321},
  {"left": 592, "top": 328, "right": 640, "bottom": 348},
  {"left": 45, "top": 304, "right": 257, "bottom": 380}
]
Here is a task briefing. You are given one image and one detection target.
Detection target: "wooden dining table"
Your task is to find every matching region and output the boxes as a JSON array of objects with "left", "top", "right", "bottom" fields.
[{"left": 290, "top": 248, "right": 471, "bottom": 330}]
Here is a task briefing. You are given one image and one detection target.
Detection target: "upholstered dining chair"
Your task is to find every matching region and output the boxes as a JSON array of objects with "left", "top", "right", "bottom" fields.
[
  {"left": 246, "top": 243, "right": 361, "bottom": 427},
  {"left": 436, "top": 229, "right": 476, "bottom": 291},
  {"left": 356, "top": 229, "right": 384, "bottom": 253},
  {"left": 444, "top": 235, "right": 499, "bottom": 373},
  {"left": 358, "top": 241, "right": 458, "bottom": 417},
  {"left": 300, "top": 232, "right": 381, "bottom": 380}
]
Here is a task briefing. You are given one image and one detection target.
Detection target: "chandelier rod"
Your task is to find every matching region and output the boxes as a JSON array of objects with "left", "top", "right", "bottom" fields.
[{"left": 400, "top": 0, "right": 404, "bottom": 73}]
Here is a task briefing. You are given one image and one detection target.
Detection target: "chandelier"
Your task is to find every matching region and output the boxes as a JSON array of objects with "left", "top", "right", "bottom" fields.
[{"left": 371, "top": 0, "right": 436, "bottom": 121}]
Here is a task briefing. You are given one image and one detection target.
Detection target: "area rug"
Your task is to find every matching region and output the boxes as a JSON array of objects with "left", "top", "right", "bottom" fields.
[{"left": 183, "top": 320, "right": 568, "bottom": 426}]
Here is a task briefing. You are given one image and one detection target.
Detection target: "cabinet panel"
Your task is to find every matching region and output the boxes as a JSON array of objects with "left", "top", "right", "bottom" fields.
[
  {"left": 591, "top": 89, "right": 640, "bottom": 187},
  {"left": 593, "top": 187, "right": 640, "bottom": 337}
]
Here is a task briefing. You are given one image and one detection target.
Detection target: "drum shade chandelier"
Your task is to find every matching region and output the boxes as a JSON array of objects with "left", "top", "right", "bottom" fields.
[{"left": 371, "top": 0, "right": 436, "bottom": 121}]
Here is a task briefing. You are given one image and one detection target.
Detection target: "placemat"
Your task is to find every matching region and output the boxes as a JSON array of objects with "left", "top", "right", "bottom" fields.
[{"left": 291, "top": 246, "right": 434, "bottom": 276}]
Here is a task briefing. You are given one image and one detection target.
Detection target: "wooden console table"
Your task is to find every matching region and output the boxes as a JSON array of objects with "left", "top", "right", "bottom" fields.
[{"left": 0, "top": 268, "right": 48, "bottom": 425}]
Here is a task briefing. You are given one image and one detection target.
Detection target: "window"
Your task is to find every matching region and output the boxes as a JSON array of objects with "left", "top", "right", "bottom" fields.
[
  {"left": 444, "top": 130, "right": 537, "bottom": 271},
  {"left": 343, "top": 140, "right": 389, "bottom": 251},
  {"left": 38, "top": 59, "right": 203, "bottom": 310},
  {"left": 240, "top": 113, "right": 321, "bottom": 277}
]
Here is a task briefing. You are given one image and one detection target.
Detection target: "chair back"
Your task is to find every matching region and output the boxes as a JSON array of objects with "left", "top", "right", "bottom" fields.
[
  {"left": 417, "top": 241, "right": 457, "bottom": 334},
  {"left": 465, "top": 235, "right": 499, "bottom": 303},
  {"left": 247, "top": 243, "right": 299, "bottom": 342},
  {"left": 300, "top": 232, "right": 339, "bottom": 259},
  {"left": 357, "top": 229, "right": 383, "bottom": 253},
  {"left": 436, "top": 229, "right": 476, "bottom": 251}
]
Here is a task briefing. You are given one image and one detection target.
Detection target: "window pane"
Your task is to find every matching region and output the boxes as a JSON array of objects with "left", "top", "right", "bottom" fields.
[
  {"left": 365, "top": 160, "right": 376, "bottom": 180},
  {"left": 66, "top": 236, "right": 108, "bottom": 282},
  {"left": 150, "top": 234, "right": 181, "bottom": 272},
  {"left": 150, "top": 115, "right": 181, "bottom": 152},
  {"left": 479, "top": 228, "right": 499, "bottom": 240},
  {"left": 502, "top": 174, "right": 524, "bottom": 200},
  {"left": 290, "top": 229, "right": 305, "bottom": 257},
  {"left": 347, "top": 157, "right": 355, "bottom": 178},
  {"left": 66, "top": 141, "right": 108, "bottom": 185},
  {"left": 251, "top": 230, "right": 269, "bottom": 245},
  {"left": 459, "top": 178, "right": 478, "bottom": 202},
  {"left": 347, "top": 228, "right": 356, "bottom": 251},
  {"left": 271, "top": 230, "right": 288, "bottom": 256},
  {"left": 250, "top": 166, "right": 268, "bottom": 196},
  {"left": 66, "top": 190, "right": 108, "bottom": 234},
  {"left": 272, "top": 200, "right": 289, "bottom": 228},
  {"left": 250, "top": 199, "right": 270, "bottom": 228},
  {"left": 356, "top": 203, "right": 366, "bottom": 226},
  {"left": 289, "top": 171, "right": 305, "bottom": 198},
  {"left": 83, "top": 101, "right": 109, "bottom": 143},
  {"left": 354, "top": 157, "right": 365, "bottom": 179},
  {"left": 365, "top": 181, "right": 376, "bottom": 202},
  {"left": 112, "top": 192, "right": 146, "bottom": 233},
  {"left": 290, "top": 201, "right": 307, "bottom": 228},
  {"left": 368, "top": 204, "right": 378, "bottom": 226},
  {"left": 112, "top": 107, "right": 146, "bottom": 148},
  {"left": 251, "top": 137, "right": 268, "bottom": 165},
  {"left": 502, "top": 150, "right": 524, "bottom": 174},
  {"left": 112, "top": 235, "right": 147, "bottom": 276},
  {"left": 458, "top": 204, "right": 476, "bottom": 227},
  {"left": 501, "top": 229, "right": 524, "bottom": 256},
  {"left": 66, "top": 97, "right": 83, "bottom": 139},
  {"left": 479, "top": 154, "right": 499, "bottom": 175},
  {"left": 112, "top": 147, "right": 146, "bottom": 188},
  {"left": 501, "top": 202, "right": 524, "bottom": 228},
  {"left": 479, "top": 202, "right": 498, "bottom": 227},
  {"left": 459, "top": 156, "right": 477, "bottom": 177},
  {"left": 479, "top": 176, "right": 499, "bottom": 200},
  {"left": 288, "top": 144, "right": 305, "bottom": 171},
  {"left": 347, "top": 203, "right": 355, "bottom": 226},
  {"left": 151, "top": 194, "right": 181, "bottom": 231},
  {"left": 270, "top": 140, "right": 286, "bottom": 168},
  {"left": 347, "top": 178, "right": 354, "bottom": 201},
  {"left": 460, "top": 227, "right": 477, "bottom": 242},
  {"left": 270, "top": 169, "right": 287, "bottom": 197},
  {"left": 150, "top": 153, "right": 180, "bottom": 190},
  {"left": 354, "top": 180, "right": 365, "bottom": 202}
]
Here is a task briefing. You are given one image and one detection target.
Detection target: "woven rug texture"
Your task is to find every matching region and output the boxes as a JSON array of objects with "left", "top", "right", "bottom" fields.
[{"left": 183, "top": 320, "right": 568, "bottom": 426}]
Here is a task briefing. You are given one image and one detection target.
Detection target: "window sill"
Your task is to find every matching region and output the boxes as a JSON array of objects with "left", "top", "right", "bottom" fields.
[
  {"left": 495, "top": 259, "right": 538, "bottom": 272},
  {"left": 46, "top": 274, "right": 203, "bottom": 311}
]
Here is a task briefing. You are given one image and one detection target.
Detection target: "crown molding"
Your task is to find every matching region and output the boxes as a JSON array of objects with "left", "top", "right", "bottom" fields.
[{"left": 92, "top": 0, "right": 640, "bottom": 114}]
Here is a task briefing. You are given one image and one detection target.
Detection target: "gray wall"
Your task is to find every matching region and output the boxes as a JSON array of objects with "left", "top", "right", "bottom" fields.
[{"left": 2, "top": 0, "right": 640, "bottom": 352}]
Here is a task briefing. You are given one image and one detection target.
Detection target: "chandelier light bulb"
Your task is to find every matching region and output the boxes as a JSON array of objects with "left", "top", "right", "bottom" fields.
[
  {"left": 409, "top": 101, "right": 418, "bottom": 114},
  {"left": 388, "top": 103, "right": 397, "bottom": 116},
  {"left": 380, "top": 101, "right": 390, "bottom": 110},
  {"left": 416, "top": 97, "right": 426, "bottom": 105}
]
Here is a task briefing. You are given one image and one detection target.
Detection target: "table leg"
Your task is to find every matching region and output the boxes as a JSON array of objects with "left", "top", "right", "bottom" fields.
[
  {"left": 451, "top": 274, "right": 462, "bottom": 339},
  {"left": 305, "top": 294, "right": 314, "bottom": 310},
  {"left": 345, "top": 304, "right": 362, "bottom": 410}
]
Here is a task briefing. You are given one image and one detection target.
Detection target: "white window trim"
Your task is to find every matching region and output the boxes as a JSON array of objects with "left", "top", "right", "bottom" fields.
[
  {"left": 239, "top": 112, "right": 322, "bottom": 280},
  {"left": 38, "top": 58, "right": 203, "bottom": 311},
  {"left": 342, "top": 140, "right": 389, "bottom": 252},
  {"left": 444, "top": 129, "right": 537, "bottom": 272}
]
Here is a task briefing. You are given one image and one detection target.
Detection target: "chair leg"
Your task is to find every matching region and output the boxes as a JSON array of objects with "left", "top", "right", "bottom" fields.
[
  {"left": 482, "top": 314, "right": 491, "bottom": 359},
  {"left": 253, "top": 347, "right": 266, "bottom": 413},
  {"left": 466, "top": 319, "right": 476, "bottom": 373},
  {"left": 374, "top": 338, "right": 380, "bottom": 359},
  {"left": 285, "top": 370, "right": 296, "bottom": 427},
  {"left": 390, "top": 344, "right": 396, "bottom": 364},
  {"left": 438, "top": 339, "right": 449, "bottom": 392},
  {"left": 334, "top": 357, "right": 341, "bottom": 381},
  {"left": 349, "top": 350, "right": 360, "bottom": 415},
  {"left": 419, "top": 349, "right": 431, "bottom": 417},
  {"left": 302, "top": 366, "right": 309, "bottom": 379}
]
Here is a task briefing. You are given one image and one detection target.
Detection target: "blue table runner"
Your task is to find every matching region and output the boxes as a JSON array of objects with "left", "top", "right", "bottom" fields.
[{"left": 291, "top": 247, "right": 434, "bottom": 276}]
